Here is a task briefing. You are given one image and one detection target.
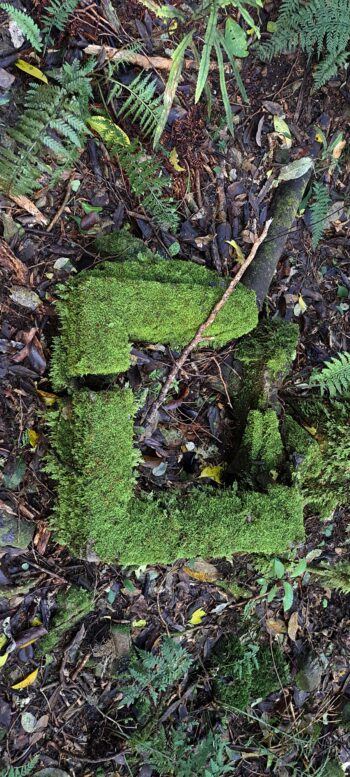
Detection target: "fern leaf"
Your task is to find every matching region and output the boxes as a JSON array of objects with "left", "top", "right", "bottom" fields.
[
  {"left": 1, "top": 755, "right": 39, "bottom": 777},
  {"left": 310, "top": 181, "right": 331, "bottom": 248},
  {"left": 153, "top": 31, "right": 193, "bottom": 149},
  {"left": 41, "top": 0, "right": 80, "bottom": 45},
  {"left": 312, "top": 561, "right": 350, "bottom": 594},
  {"left": 108, "top": 71, "right": 162, "bottom": 139},
  {"left": 0, "top": 3, "right": 42, "bottom": 51},
  {"left": 311, "top": 352, "right": 350, "bottom": 397}
]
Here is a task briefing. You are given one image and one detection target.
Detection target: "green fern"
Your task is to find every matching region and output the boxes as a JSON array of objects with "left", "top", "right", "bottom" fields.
[
  {"left": 311, "top": 352, "right": 350, "bottom": 397},
  {"left": 0, "top": 756, "right": 39, "bottom": 777},
  {"left": 120, "top": 638, "right": 193, "bottom": 708},
  {"left": 108, "top": 69, "right": 162, "bottom": 139},
  {"left": 0, "top": 60, "right": 93, "bottom": 196},
  {"left": 41, "top": 0, "right": 80, "bottom": 45},
  {"left": 311, "top": 561, "right": 350, "bottom": 593},
  {"left": 0, "top": 3, "right": 42, "bottom": 51},
  {"left": 88, "top": 114, "right": 179, "bottom": 230},
  {"left": 310, "top": 181, "right": 331, "bottom": 248},
  {"left": 259, "top": 0, "right": 350, "bottom": 89}
]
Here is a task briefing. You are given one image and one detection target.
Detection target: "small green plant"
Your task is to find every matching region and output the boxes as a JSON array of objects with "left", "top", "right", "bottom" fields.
[
  {"left": 88, "top": 115, "right": 179, "bottom": 230},
  {"left": 253, "top": 556, "right": 308, "bottom": 613},
  {"left": 310, "top": 352, "right": 350, "bottom": 397},
  {"left": 0, "top": 757, "right": 39, "bottom": 777},
  {"left": 0, "top": 3, "right": 42, "bottom": 51},
  {"left": 0, "top": 60, "right": 94, "bottom": 196},
  {"left": 311, "top": 560, "right": 350, "bottom": 594},
  {"left": 259, "top": 0, "right": 350, "bottom": 90},
  {"left": 107, "top": 69, "right": 163, "bottom": 139},
  {"left": 135, "top": 0, "right": 262, "bottom": 142},
  {"left": 134, "top": 724, "right": 236, "bottom": 776},
  {"left": 39, "top": 586, "right": 94, "bottom": 655},
  {"left": 310, "top": 182, "right": 332, "bottom": 248},
  {"left": 41, "top": 0, "right": 80, "bottom": 45},
  {"left": 120, "top": 638, "right": 193, "bottom": 708}
]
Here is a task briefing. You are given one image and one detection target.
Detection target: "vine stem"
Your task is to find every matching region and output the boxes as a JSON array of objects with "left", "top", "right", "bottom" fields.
[{"left": 142, "top": 218, "right": 273, "bottom": 430}]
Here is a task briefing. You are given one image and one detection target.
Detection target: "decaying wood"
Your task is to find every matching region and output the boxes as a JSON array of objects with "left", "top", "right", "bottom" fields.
[
  {"left": 0, "top": 238, "right": 28, "bottom": 285},
  {"left": 143, "top": 219, "right": 272, "bottom": 429},
  {"left": 84, "top": 44, "right": 231, "bottom": 72}
]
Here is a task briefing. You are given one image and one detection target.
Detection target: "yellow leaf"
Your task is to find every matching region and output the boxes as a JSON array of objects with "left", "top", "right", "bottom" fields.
[
  {"left": 226, "top": 239, "right": 245, "bottom": 264},
  {"left": 36, "top": 389, "right": 58, "bottom": 406},
  {"left": 12, "top": 668, "right": 39, "bottom": 689},
  {"left": 189, "top": 608, "right": 206, "bottom": 625},
  {"left": 0, "top": 635, "right": 7, "bottom": 650},
  {"left": 132, "top": 619, "right": 147, "bottom": 628},
  {"left": 15, "top": 60, "right": 48, "bottom": 83},
  {"left": 0, "top": 652, "right": 8, "bottom": 668},
  {"left": 169, "top": 19, "right": 177, "bottom": 33},
  {"left": 28, "top": 429, "right": 39, "bottom": 448},
  {"left": 304, "top": 424, "right": 317, "bottom": 437},
  {"left": 169, "top": 147, "right": 185, "bottom": 172},
  {"left": 198, "top": 465, "right": 224, "bottom": 484},
  {"left": 273, "top": 115, "right": 292, "bottom": 148},
  {"left": 297, "top": 294, "right": 307, "bottom": 313},
  {"left": 87, "top": 116, "right": 130, "bottom": 148}
]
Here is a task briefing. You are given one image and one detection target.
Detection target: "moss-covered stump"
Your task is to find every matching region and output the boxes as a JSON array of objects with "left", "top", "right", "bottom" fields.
[{"left": 51, "top": 235, "right": 258, "bottom": 388}]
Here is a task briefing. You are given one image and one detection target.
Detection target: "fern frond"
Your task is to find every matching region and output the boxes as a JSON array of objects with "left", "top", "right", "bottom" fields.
[
  {"left": 312, "top": 561, "right": 350, "bottom": 593},
  {"left": 258, "top": 0, "right": 350, "bottom": 88},
  {"left": 41, "top": 0, "right": 80, "bottom": 45},
  {"left": 108, "top": 70, "right": 162, "bottom": 139},
  {"left": 0, "top": 62, "right": 92, "bottom": 196},
  {"left": 0, "top": 3, "right": 42, "bottom": 51},
  {"left": 310, "top": 181, "right": 331, "bottom": 248},
  {"left": 1, "top": 755, "right": 39, "bottom": 777},
  {"left": 311, "top": 352, "right": 350, "bottom": 397}
]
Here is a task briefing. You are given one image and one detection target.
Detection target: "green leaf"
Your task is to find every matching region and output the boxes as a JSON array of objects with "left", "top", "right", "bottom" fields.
[
  {"left": 3, "top": 457, "right": 26, "bottom": 490},
  {"left": 277, "top": 157, "right": 313, "bottom": 183},
  {"left": 81, "top": 202, "right": 103, "bottom": 214},
  {"left": 214, "top": 40, "right": 234, "bottom": 136},
  {"left": 282, "top": 581, "right": 294, "bottom": 612},
  {"left": 195, "top": 5, "right": 218, "bottom": 103},
  {"left": 267, "top": 583, "right": 278, "bottom": 602},
  {"left": 218, "top": 31, "right": 249, "bottom": 103},
  {"left": 272, "top": 558, "right": 285, "bottom": 579},
  {"left": 224, "top": 17, "right": 249, "bottom": 58},
  {"left": 290, "top": 558, "right": 307, "bottom": 578}
]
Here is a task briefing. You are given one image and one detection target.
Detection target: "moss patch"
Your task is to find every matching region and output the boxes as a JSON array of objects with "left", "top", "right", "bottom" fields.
[
  {"left": 211, "top": 637, "right": 289, "bottom": 710},
  {"left": 40, "top": 586, "right": 94, "bottom": 655},
  {"left": 238, "top": 409, "right": 284, "bottom": 473},
  {"left": 51, "top": 237, "right": 258, "bottom": 388}
]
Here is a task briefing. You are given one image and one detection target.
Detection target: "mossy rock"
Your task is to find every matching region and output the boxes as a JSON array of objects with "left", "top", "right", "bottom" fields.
[{"left": 237, "top": 408, "right": 284, "bottom": 473}]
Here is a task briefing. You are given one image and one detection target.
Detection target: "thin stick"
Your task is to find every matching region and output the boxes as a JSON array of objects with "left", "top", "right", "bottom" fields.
[
  {"left": 84, "top": 44, "right": 231, "bottom": 72},
  {"left": 47, "top": 173, "right": 75, "bottom": 233},
  {"left": 143, "top": 219, "right": 272, "bottom": 428}
]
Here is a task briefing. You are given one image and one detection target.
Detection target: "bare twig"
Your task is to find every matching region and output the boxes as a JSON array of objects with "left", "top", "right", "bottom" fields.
[
  {"left": 84, "top": 44, "right": 231, "bottom": 72},
  {"left": 47, "top": 173, "right": 75, "bottom": 233},
  {"left": 143, "top": 219, "right": 272, "bottom": 429}
]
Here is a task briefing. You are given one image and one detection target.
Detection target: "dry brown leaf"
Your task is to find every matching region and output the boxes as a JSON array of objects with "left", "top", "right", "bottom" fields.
[
  {"left": 9, "top": 194, "right": 48, "bottom": 225},
  {"left": 287, "top": 610, "right": 300, "bottom": 641},
  {"left": 183, "top": 559, "right": 219, "bottom": 583}
]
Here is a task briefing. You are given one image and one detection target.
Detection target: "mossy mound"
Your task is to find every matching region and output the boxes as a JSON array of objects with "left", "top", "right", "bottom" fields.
[
  {"left": 51, "top": 234, "right": 258, "bottom": 388},
  {"left": 47, "top": 390, "right": 304, "bottom": 562},
  {"left": 46, "top": 388, "right": 139, "bottom": 557},
  {"left": 211, "top": 637, "right": 289, "bottom": 710},
  {"left": 238, "top": 409, "right": 284, "bottom": 472}
]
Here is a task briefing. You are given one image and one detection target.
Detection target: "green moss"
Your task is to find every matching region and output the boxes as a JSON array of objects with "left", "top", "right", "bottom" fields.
[
  {"left": 230, "top": 320, "right": 299, "bottom": 422},
  {"left": 284, "top": 408, "right": 350, "bottom": 519},
  {"left": 51, "top": 248, "right": 258, "bottom": 387},
  {"left": 238, "top": 409, "right": 284, "bottom": 472},
  {"left": 46, "top": 388, "right": 139, "bottom": 557},
  {"left": 40, "top": 586, "right": 94, "bottom": 655},
  {"left": 211, "top": 638, "right": 289, "bottom": 710}
]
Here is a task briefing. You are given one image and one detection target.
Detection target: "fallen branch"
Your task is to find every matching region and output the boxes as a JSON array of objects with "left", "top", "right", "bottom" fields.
[
  {"left": 143, "top": 219, "right": 272, "bottom": 429},
  {"left": 84, "top": 44, "right": 230, "bottom": 72}
]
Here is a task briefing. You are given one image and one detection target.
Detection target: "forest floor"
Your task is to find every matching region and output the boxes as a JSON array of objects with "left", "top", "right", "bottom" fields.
[{"left": 0, "top": 1, "right": 350, "bottom": 775}]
